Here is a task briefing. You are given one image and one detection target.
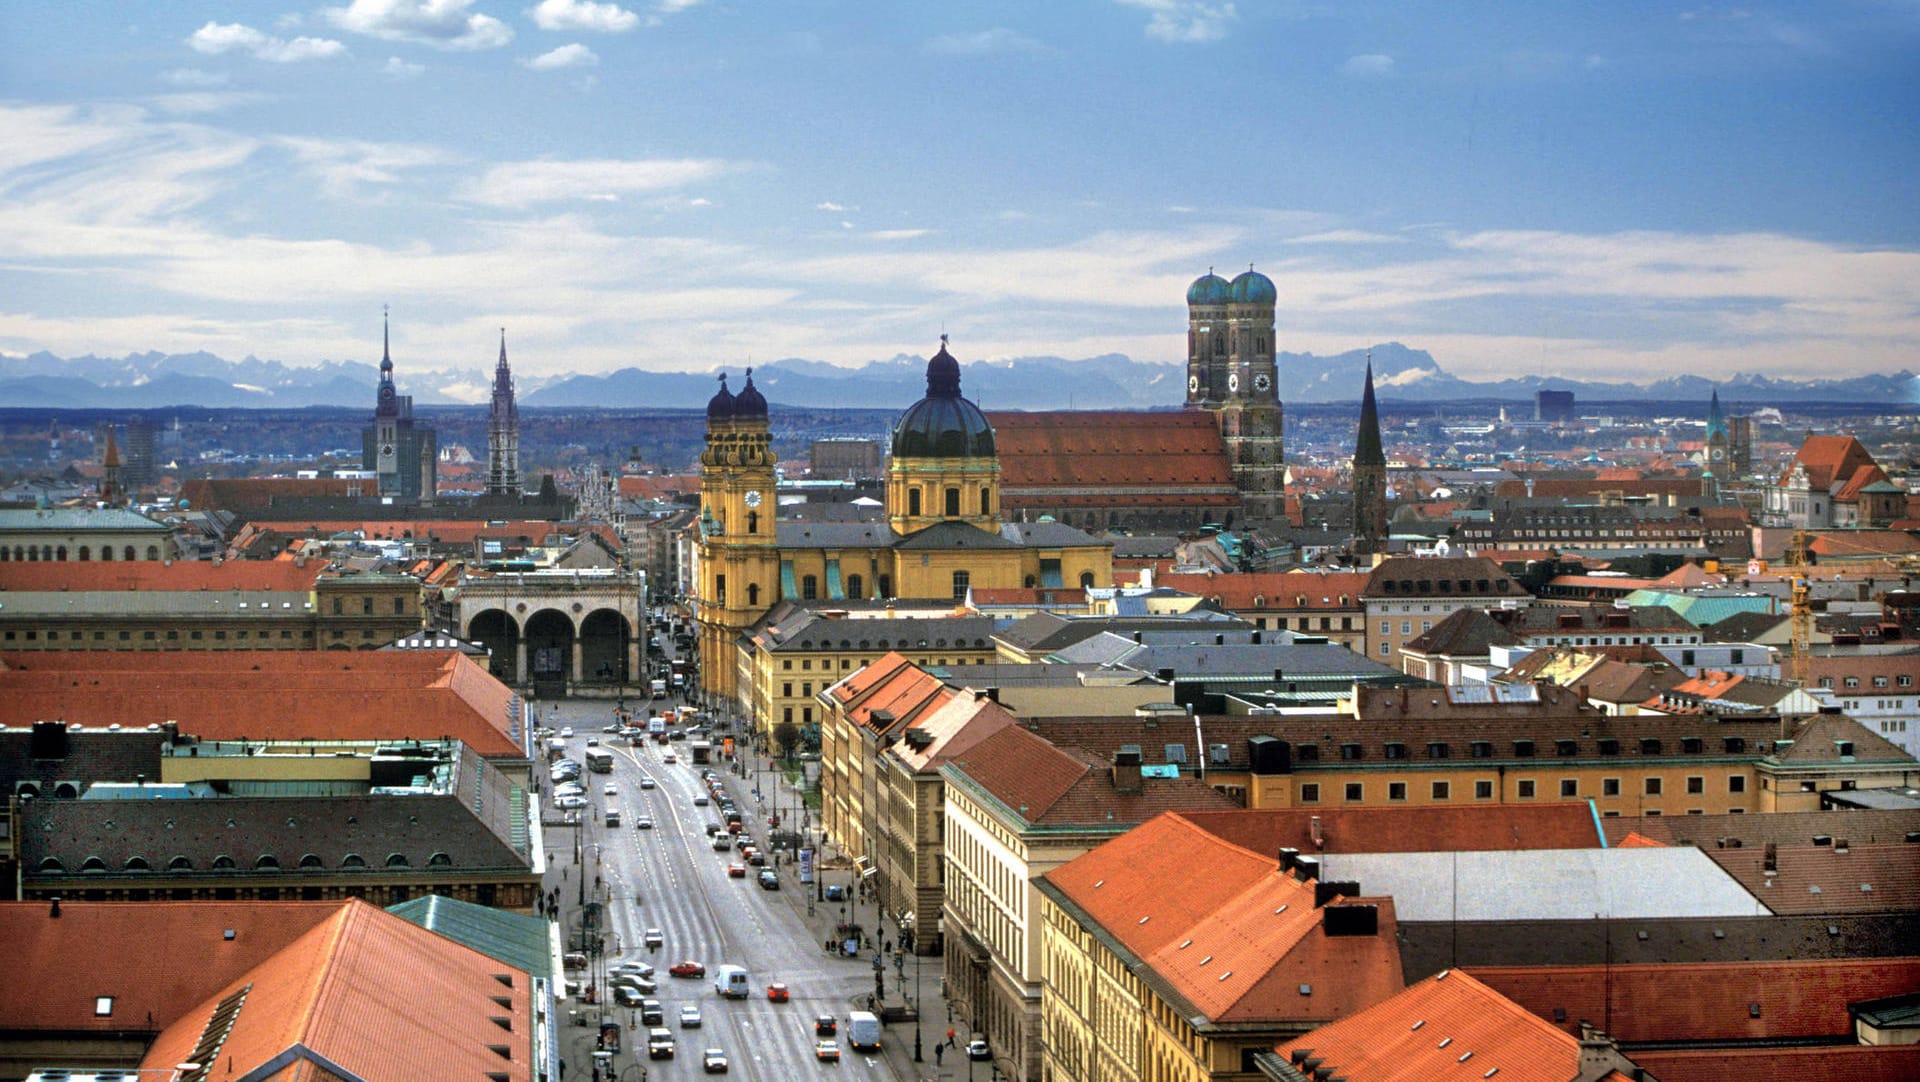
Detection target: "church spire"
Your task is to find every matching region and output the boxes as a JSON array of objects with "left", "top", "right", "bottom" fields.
[
  {"left": 1351, "top": 352, "right": 1388, "bottom": 555},
  {"left": 381, "top": 304, "right": 392, "bottom": 373}
]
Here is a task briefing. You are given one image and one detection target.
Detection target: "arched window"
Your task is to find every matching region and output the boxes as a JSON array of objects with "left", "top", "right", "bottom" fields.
[
  {"left": 0, "top": 546, "right": 8, "bottom": 561},
  {"left": 341, "top": 854, "right": 367, "bottom": 868},
  {"left": 945, "top": 488, "right": 960, "bottom": 517},
  {"left": 168, "top": 856, "right": 194, "bottom": 871},
  {"left": 125, "top": 856, "right": 151, "bottom": 871},
  {"left": 56, "top": 546, "right": 68, "bottom": 560},
  {"left": 122, "top": 546, "right": 135, "bottom": 561},
  {"left": 211, "top": 855, "right": 237, "bottom": 870},
  {"left": 1213, "top": 333, "right": 1225, "bottom": 356},
  {"left": 1080, "top": 571, "right": 1095, "bottom": 589},
  {"left": 846, "top": 574, "right": 864, "bottom": 600},
  {"left": 77, "top": 546, "right": 90, "bottom": 561},
  {"left": 299, "top": 854, "right": 324, "bottom": 868},
  {"left": 145, "top": 546, "right": 160, "bottom": 560},
  {"left": 908, "top": 489, "right": 922, "bottom": 517},
  {"left": 1024, "top": 575, "right": 1036, "bottom": 588},
  {"left": 980, "top": 487, "right": 991, "bottom": 516},
  {"left": 99, "top": 546, "right": 112, "bottom": 561},
  {"left": 747, "top": 510, "right": 759, "bottom": 534},
  {"left": 255, "top": 855, "right": 280, "bottom": 870},
  {"left": 38, "top": 857, "right": 65, "bottom": 873},
  {"left": 42, "top": 545, "right": 54, "bottom": 561},
  {"left": 54, "top": 782, "right": 79, "bottom": 799},
  {"left": 427, "top": 852, "right": 452, "bottom": 867},
  {"left": 393, "top": 596, "right": 405, "bottom": 614},
  {"left": 26, "top": 546, "right": 37, "bottom": 562},
  {"left": 80, "top": 856, "right": 110, "bottom": 873},
  {"left": 385, "top": 853, "right": 410, "bottom": 867},
  {"left": 877, "top": 575, "right": 891, "bottom": 598},
  {"left": 746, "top": 583, "right": 760, "bottom": 606}
]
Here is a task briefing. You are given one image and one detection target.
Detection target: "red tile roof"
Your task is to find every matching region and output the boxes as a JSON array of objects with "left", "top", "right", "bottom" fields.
[
  {"left": 1778, "top": 434, "right": 1879, "bottom": 489},
  {"left": 1470, "top": 958, "right": 1920, "bottom": 1043},
  {"left": 1174, "top": 805, "right": 1603, "bottom": 856},
  {"left": 0, "top": 900, "right": 346, "bottom": 1034},
  {"left": 0, "top": 650, "right": 526, "bottom": 757},
  {"left": 1155, "top": 570, "right": 1372, "bottom": 611},
  {"left": 1276, "top": 968, "right": 1621, "bottom": 1082},
  {"left": 988, "top": 411, "right": 1239, "bottom": 499},
  {"left": 1626, "top": 1046, "right": 1920, "bottom": 1082},
  {"left": 944, "top": 726, "right": 1238, "bottom": 828},
  {"left": 1706, "top": 844, "right": 1920, "bottom": 914},
  {"left": 1043, "top": 812, "right": 1403, "bottom": 1024},
  {"left": 141, "top": 899, "right": 534, "bottom": 1082},
  {"left": 0, "top": 559, "right": 325, "bottom": 593},
  {"left": 827, "top": 651, "right": 955, "bottom": 733}
]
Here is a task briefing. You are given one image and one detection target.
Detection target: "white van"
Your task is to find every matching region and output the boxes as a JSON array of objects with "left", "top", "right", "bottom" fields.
[
  {"left": 846, "top": 1010, "right": 881, "bottom": 1052},
  {"left": 713, "top": 964, "right": 749, "bottom": 999}
]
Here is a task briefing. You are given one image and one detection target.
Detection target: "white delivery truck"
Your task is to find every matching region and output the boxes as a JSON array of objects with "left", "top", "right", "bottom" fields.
[
  {"left": 713, "top": 965, "right": 749, "bottom": 999},
  {"left": 846, "top": 1010, "right": 881, "bottom": 1052}
]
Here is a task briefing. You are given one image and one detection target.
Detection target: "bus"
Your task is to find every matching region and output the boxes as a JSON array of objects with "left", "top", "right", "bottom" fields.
[
  {"left": 584, "top": 748, "right": 615, "bottom": 774},
  {"left": 689, "top": 739, "right": 712, "bottom": 765}
]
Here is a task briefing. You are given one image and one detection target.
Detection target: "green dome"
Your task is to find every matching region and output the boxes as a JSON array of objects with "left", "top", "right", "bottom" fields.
[
  {"left": 1230, "top": 269, "right": 1276, "bottom": 304},
  {"left": 1187, "top": 272, "right": 1231, "bottom": 305},
  {"left": 890, "top": 343, "right": 995, "bottom": 458}
]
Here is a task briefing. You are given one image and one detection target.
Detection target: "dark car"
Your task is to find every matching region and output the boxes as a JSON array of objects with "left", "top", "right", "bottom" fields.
[{"left": 815, "top": 1014, "right": 837, "bottom": 1037}]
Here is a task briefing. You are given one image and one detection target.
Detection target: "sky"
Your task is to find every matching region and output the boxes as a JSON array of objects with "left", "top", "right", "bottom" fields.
[{"left": 1, "top": 1, "right": 1917, "bottom": 400}]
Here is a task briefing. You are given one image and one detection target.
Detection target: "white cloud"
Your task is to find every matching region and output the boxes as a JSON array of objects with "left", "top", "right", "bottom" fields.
[
  {"left": 867, "top": 229, "right": 929, "bottom": 241},
  {"left": 1112, "top": 0, "right": 1236, "bottom": 44},
  {"left": 523, "top": 43, "right": 599, "bottom": 69},
  {"left": 527, "top": 0, "right": 645, "bottom": 32},
  {"left": 1285, "top": 229, "right": 1404, "bottom": 245},
  {"left": 148, "top": 92, "right": 270, "bottom": 116},
  {"left": 323, "top": 0, "right": 512, "bottom": 50},
  {"left": 159, "top": 68, "right": 229, "bottom": 88},
  {"left": 1341, "top": 53, "right": 1395, "bottom": 78},
  {"left": 925, "top": 28, "right": 1042, "bottom": 55},
  {"left": 187, "top": 21, "right": 347, "bottom": 62},
  {"left": 277, "top": 136, "right": 454, "bottom": 198},
  {"left": 457, "top": 157, "right": 726, "bottom": 205},
  {"left": 383, "top": 56, "right": 427, "bottom": 78},
  {"left": 815, "top": 201, "right": 848, "bottom": 212}
]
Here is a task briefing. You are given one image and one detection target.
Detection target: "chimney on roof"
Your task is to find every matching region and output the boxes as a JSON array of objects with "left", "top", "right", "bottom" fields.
[
  {"left": 1112, "top": 745, "right": 1143, "bottom": 793},
  {"left": 1310, "top": 815, "right": 1325, "bottom": 850},
  {"left": 1574, "top": 1029, "right": 1636, "bottom": 1082},
  {"left": 1278, "top": 847, "right": 1300, "bottom": 873},
  {"left": 1312, "top": 880, "right": 1356, "bottom": 906},
  {"left": 1764, "top": 842, "right": 1778, "bottom": 873},
  {"left": 1321, "top": 903, "right": 1378, "bottom": 937},
  {"left": 1294, "top": 855, "right": 1321, "bottom": 883}
]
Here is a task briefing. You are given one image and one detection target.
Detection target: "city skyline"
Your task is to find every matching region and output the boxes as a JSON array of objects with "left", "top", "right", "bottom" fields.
[{"left": 2, "top": 1, "right": 1917, "bottom": 396}]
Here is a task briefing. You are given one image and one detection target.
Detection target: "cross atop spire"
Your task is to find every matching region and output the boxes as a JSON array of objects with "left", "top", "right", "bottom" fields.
[
  {"left": 381, "top": 304, "right": 392, "bottom": 369},
  {"left": 940, "top": 332, "right": 949, "bottom": 348},
  {"left": 498, "top": 327, "right": 508, "bottom": 366}
]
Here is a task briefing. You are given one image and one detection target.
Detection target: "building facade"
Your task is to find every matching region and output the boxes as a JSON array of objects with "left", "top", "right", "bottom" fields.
[
  {"left": 1185, "top": 269, "right": 1285, "bottom": 524},
  {"left": 486, "top": 329, "right": 522, "bottom": 498}
]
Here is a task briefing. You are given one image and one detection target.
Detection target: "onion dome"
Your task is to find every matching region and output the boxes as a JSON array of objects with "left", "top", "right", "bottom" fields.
[
  {"left": 891, "top": 339, "right": 995, "bottom": 458},
  {"left": 706, "top": 372, "right": 735, "bottom": 420},
  {"left": 1186, "top": 271, "right": 1231, "bottom": 305},
  {"left": 733, "top": 366, "right": 768, "bottom": 420},
  {"left": 1230, "top": 268, "right": 1276, "bottom": 304}
]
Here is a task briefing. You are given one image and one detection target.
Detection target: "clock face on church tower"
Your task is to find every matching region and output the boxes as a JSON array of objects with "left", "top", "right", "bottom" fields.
[
  {"left": 744, "top": 490, "right": 762, "bottom": 507},
  {"left": 1228, "top": 373, "right": 1240, "bottom": 393},
  {"left": 1253, "top": 373, "right": 1272, "bottom": 393},
  {"left": 1188, "top": 375, "right": 1199, "bottom": 395}
]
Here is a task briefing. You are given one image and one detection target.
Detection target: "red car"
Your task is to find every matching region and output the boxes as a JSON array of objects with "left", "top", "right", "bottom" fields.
[
  {"left": 669, "top": 961, "right": 706, "bottom": 978},
  {"left": 726, "top": 864, "right": 746, "bottom": 878},
  {"left": 766, "top": 983, "right": 790, "bottom": 1003}
]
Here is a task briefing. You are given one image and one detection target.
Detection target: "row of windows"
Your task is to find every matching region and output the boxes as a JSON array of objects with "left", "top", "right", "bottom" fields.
[
  {"left": 1299, "top": 774, "right": 1747, "bottom": 802},
  {"left": 1826, "top": 675, "right": 1915, "bottom": 689},
  {"left": 1303, "top": 734, "right": 1745, "bottom": 762},
  {"left": 5, "top": 628, "right": 311, "bottom": 642},
  {"left": 0, "top": 544, "right": 161, "bottom": 561},
  {"left": 905, "top": 485, "right": 992, "bottom": 518},
  {"left": 1378, "top": 578, "right": 1507, "bottom": 595},
  {"left": 330, "top": 595, "right": 409, "bottom": 615},
  {"left": 38, "top": 851, "right": 454, "bottom": 873}
]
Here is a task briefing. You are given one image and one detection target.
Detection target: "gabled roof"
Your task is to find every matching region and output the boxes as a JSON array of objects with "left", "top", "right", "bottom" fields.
[
  {"left": 1362, "top": 556, "right": 1526, "bottom": 598},
  {"left": 827, "top": 651, "right": 955, "bottom": 734},
  {"left": 942, "top": 726, "right": 1237, "bottom": 830},
  {"left": 1403, "top": 608, "right": 1524, "bottom": 657},
  {"left": 0, "top": 558, "right": 325, "bottom": 593},
  {"left": 1770, "top": 712, "right": 1913, "bottom": 763},
  {"left": 1275, "top": 968, "right": 1629, "bottom": 1082},
  {"left": 141, "top": 899, "right": 535, "bottom": 1082},
  {"left": 0, "top": 900, "right": 346, "bottom": 1035},
  {"left": 888, "top": 689, "right": 1019, "bottom": 774},
  {"left": 1154, "top": 570, "right": 1373, "bottom": 611},
  {"left": 893, "top": 520, "right": 1022, "bottom": 551},
  {"left": 1708, "top": 844, "right": 1920, "bottom": 914},
  {"left": 0, "top": 650, "right": 527, "bottom": 758},
  {"left": 1041, "top": 813, "right": 1403, "bottom": 1025},
  {"left": 1172, "top": 805, "right": 1603, "bottom": 856},
  {"left": 1654, "top": 562, "right": 1727, "bottom": 589},
  {"left": 1469, "top": 957, "right": 1920, "bottom": 1043},
  {"left": 1778, "top": 434, "right": 1880, "bottom": 489},
  {"left": 988, "top": 410, "right": 1237, "bottom": 493}
]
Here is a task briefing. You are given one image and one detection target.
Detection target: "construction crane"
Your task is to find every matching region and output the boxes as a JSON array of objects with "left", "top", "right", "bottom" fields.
[{"left": 1787, "top": 530, "right": 1812, "bottom": 687}]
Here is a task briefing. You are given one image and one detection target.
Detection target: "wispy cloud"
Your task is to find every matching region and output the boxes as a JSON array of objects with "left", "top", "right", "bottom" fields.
[
  {"left": 815, "top": 201, "right": 849, "bottom": 212},
  {"left": 456, "top": 157, "right": 726, "bottom": 205},
  {"left": 866, "top": 229, "right": 929, "bottom": 241},
  {"left": 1340, "top": 53, "right": 1394, "bottom": 78},
  {"left": 159, "top": 68, "right": 230, "bottom": 88},
  {"left": 383, "top": 56, "right": 426, "bottom": 79},
  {"left": 925, "top": 27, "right": 1043, "bottom": 55},
  {"left": 277, "top": 136, "right": 454, "bottom": 199},
  {"left": 523, "top": 43, "right": 598, "bottom": 69},
  {"left": 323, "top": 0, "right": 512, "bottom": 50},
  {"left": 527, "top": 0, "right": 648, "bottom": 32},
  {"left": 187, "top": 22, "right": 347, "bottom": 62},
  {"left": 1112, "top": 0, "right": 1236, "bottom": 44}
]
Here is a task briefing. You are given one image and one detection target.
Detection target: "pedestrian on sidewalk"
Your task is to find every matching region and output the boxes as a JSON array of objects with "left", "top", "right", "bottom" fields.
[{"left": 935, "top": 1043, "right": 944, "bottom": 1067}]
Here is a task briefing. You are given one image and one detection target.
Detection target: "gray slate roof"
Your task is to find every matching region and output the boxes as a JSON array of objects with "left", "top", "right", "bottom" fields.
[
  {"left": 0, "top": 507, "right": 169, "bottom": 532},
  {"left": 776, "top": 521, "right": 900, "bottom": 548},
  {"left": 764, "top": 612, "right": 998, "bottom": 653},
  {"left": 893, "top": 521, "right": 1022, "bottom": 551},
  {"left": 387, "top": 893, "right": 553, "bottom": 978},
  {"left": 996, "top": 521, "right": 1108, "bottom": 547}
]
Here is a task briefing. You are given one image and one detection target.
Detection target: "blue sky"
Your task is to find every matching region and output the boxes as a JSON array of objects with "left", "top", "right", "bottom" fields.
[{"left": 1, "top": 1, "right": 1916, "bottom": 399}]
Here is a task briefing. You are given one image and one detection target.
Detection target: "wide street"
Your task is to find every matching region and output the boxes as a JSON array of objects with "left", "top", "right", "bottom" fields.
[{"left": 538, "top": 695, "right": 956, "bottom": 1082}]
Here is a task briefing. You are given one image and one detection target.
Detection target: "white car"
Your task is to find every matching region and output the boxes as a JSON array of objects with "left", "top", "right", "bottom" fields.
[
  {"left": 604, "top": 783, "right": 618, "bottom": 796},
  {"left": 639, "top": 777, "right": 657, "bottom": 790},
  {"left": 554, "top": 794, "right": 588, "bottom": 810},
  {"left": 613, "top": 961, "right": 656, "bottom": 979},
  {"left": 679, "top": 1004, "right": 702, "bottom": 1028},
  {"left": 560, "top": 726, "right": 575, "bottom": 738}
]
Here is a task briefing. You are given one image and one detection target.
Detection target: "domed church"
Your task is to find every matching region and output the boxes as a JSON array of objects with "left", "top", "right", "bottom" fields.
[{"left": 693, "top": 341, "right": 1114, "bottom": 713}]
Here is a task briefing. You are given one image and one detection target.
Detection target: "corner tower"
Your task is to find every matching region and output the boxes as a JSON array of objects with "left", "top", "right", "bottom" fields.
[
  {"left": 1187, "top": 267, "right": 1284, "bottom": 524},
  {"left": 486, "top": 328, "right": 521, "bottom": 497},
  {"left": 886, "top": 337, "right": 1002, "bottom": 536},
  {"left": 695, "top": 369, "right": 779, "bottom": 710}
]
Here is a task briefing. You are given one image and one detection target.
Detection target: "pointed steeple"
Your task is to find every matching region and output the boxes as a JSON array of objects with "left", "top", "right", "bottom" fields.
[
  {"left": 380, "top": 304, "right": 393, "bottom": 375},
  {"left": 101, "top": 429, "right": 122, "bottom": 506},
  {"left": 1706, "top": 388, "right": 1726, "bottom": 440},
  {"left": 1354, "top": 354, "right": 1385, "bottom": 468}
]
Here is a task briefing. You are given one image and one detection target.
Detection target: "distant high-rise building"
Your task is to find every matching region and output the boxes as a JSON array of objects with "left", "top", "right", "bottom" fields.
[
  {"left": 122, "top": 416, "right": 156, "bottom": 489},
  {"left": 1185, "top": 266, "right": 1284, "bottom": 524},
  {"left": 100, "top": 429, "right": 122, "bottom": 507},
  {"left": 1351, "top": 355, "right": 1389, "bottom": 554},
  {"left": 361, "top": 310, "right": 438, "bottom": 502},
  {"left": 485, "top": 329, "right": 521, "bottom": 498},
  {"left": 808, "top": 437, "right": 881, "bottom": 480},
  {"left": 1534, "top": 389, "right": 1575, "bottom": 423}
]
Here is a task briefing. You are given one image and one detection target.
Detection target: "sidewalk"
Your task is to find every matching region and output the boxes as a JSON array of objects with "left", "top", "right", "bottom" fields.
[{"left": 716, "top": 744, "right": 953, "bottom": 1081}]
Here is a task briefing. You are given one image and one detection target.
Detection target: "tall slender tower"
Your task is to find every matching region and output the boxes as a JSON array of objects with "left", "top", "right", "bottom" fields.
[
  {"left": 1351, "top": 354, "right": 1388, "bottom": 554},
  {"left": 372, "top": 308, "right": 401, "bottom": 497},
  {"left": 100, "top": 429, "right": 123, "bottom": 507},
  {"left": 486, "top": 328, "right": 521, "bottom": 498},
  {"left": 1704, "top": 388, "right": 1729, "bottom": 474},
  {"left": 695, "top": 370, "right": 779, "bottom": 718},
  {"left": 1186, "top": 266, "right": 1284, "bottom": 524}
]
